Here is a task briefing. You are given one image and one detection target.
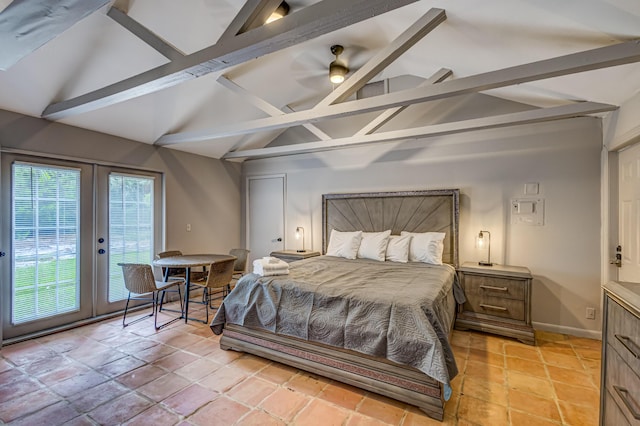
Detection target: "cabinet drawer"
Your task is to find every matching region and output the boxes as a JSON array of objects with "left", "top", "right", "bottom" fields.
[
  {"left": 463, "top": 294, "right": 524, "bottom": 321},
  {"left": 604, "top": 389, "right": 632, "bottom": 426},
  {"left": 463, "top": 274, "right": 525, "bottom": 301},
  {"left": 607, "top": 297, "right": 640, "bottom": 371},
  {"left": 605, "top": 343, "right": 640, "bottom": 424}
]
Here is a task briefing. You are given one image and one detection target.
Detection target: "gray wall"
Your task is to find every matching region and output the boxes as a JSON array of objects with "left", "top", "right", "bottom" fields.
[
  {"left": 0, "top": 109, "right": 242, "bottom": 254},
  {"left": 243, "top": 116, "right": 604, "bottom": 337}
]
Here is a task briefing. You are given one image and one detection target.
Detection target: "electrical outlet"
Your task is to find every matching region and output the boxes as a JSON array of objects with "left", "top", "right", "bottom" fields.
[
  {"left": 586, "top": 307, "right": 596, "bottom": 320},
  {"left": 186, "top": 223, "right": 191, "bottom": 232}
]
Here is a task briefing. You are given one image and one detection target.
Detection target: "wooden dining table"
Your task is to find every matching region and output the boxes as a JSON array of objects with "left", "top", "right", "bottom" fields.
[{"left": 153, "top": 254, "right": 236, "bottom": 323}]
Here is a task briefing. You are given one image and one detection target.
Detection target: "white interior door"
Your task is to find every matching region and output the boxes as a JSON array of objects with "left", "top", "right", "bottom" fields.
[
  {"left": 619, "top": 143, "right": 640, "bottom": 282},
  {"left": 247, "top": 175, "right": 285, "bottom": 264}
]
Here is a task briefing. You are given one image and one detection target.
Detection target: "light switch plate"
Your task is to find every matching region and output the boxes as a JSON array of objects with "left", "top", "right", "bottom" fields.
[
  {"left": 524, "top": 182, "right": 539, "bottom": 195},
  {"left": 511, "top": 198, "right": 544, "bottom": 225}
]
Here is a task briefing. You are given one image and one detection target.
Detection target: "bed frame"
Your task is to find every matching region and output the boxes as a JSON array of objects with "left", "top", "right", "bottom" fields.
[{"left": 220, "top": 189, "right": 460, "bottom": 420}]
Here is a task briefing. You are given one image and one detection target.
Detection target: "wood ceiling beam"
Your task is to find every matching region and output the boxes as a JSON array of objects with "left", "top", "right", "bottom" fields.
[
  {"left": 282, "top": 106, "right": 331, "bottom": 140},
  {"left": 216, "top": 75, "right": 330, "bottom": 140},
  {"left": 222, "top": 101, "right": 618, "bottom": 159},
  {"left": 42, "top": 0, "right": 419, "bottom": 120},
  {"left": 107, "top": 7, "right": 184, "bottom": 60},
  {"left": 218, "top": 0, "right": 283, "bottom": 41},
  {"left": 156, "top": 39, "right": 640, "bottom": 145},
  {"left": 0, "top": 0, "right": 111, "bottom": 71},
  {"left": 316, "top": 8, "right": 446, "bottom": 108},
  {"left": 355, "top": 68, "right": 452, "bottom": 136},
  {"left": 238, "top": 9, "right": 448, "bottom": 150},
  {"left": 246, "top": 9, "right": 447, "bottom": 151}
]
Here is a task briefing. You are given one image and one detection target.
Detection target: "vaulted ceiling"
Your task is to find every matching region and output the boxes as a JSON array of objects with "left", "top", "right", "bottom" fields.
[{"left": 0, "top": 0, "right": 639, "bottom": 161}]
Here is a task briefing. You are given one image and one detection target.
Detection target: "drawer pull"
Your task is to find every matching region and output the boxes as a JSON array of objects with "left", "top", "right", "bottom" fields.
[
  {"left": 480, "top": 285, "right": 508, "bottom": 292},
  {"left": 615, "top": 334, "right": 640, "bottom": 358},
  {"left": 614, "top": 386, "right": 640, "bottom": 420},
  {"left": 479, "top": 303, "right": 507, "bottom": 311}
]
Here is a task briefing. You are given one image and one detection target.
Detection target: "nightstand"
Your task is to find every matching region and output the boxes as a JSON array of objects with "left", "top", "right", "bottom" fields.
[
  {"left": 455, "top": 262, "right": 535, "bottom": 345},
  {"left": 269, "top": 250, "right": 321, "bottom": 263}
]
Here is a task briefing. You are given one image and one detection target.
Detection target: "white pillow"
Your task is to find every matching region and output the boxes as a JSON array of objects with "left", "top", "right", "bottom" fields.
[
  {"left": 400, "top": 231, "right": 446, "bottom": 265},
  {"left": 357, "top": 230, "right": 391, "bottom": 262},
  {"left": 385, "top": 234, "right": 412, "bottom": 263},
  {"left": 326, "top": 230, "right": 363, "bottom": 259}
]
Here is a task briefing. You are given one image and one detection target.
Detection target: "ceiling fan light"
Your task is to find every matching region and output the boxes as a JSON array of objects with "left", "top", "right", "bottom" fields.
[
  {"left": 329, "top": 62, "right": 347, "bottom": 84},
  {"left": 266, "top": 1, "right": 290, "bottom": 23}
]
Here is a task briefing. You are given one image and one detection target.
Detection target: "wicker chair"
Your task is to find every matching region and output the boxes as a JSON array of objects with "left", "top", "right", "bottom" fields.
[
  {"left": 119, "top": 263, "right": 184, "bottom": 329},
  {"left": 229, "top": 248, "right": 250, "bottom": 288},
  {"left": 155, "top": 250, "right": 184, "bottom": 280},
  {"left": 189, "top": 258, "right": 236, "bottom": 323}
]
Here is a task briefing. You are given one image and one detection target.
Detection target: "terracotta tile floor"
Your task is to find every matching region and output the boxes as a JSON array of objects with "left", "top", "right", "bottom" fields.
[{"left": 0, "top": 301, "right": 601, "bottom": 425}]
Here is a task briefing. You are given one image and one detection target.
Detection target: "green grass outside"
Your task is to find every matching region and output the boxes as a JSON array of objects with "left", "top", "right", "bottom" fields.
[{"left": 12, "top": 250, "right": 152, "bottom": 323}]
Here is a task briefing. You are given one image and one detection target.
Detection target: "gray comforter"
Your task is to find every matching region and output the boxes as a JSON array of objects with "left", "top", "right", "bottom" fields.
[{"left": 211, "top": 256, "right": 465, "bottom": 386}]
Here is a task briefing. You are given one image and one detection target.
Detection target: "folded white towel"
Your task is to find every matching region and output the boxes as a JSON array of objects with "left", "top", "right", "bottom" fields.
[
  {"left": 253, "top": 257, "right": 289, "bottom": 276},
  {"left": 255, "top": 268, "right": 289, "bottom": 277}
]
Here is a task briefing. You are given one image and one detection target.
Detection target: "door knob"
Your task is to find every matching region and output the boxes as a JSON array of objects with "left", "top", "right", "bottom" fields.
[{"left": 611, "top": 245, "right": 622, "bottom": 267}]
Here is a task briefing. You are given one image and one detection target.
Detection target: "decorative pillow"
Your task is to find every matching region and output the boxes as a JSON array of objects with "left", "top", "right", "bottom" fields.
[
  {"left": 357, "top": 230, "right": 391, "bottom": 262},
  {"left": 385, "top": 234, "right": 412, "bottom": 263},
  {"left": 400, "top": 231, "right": 446, "bottom": 265},
  {"left": 326, "top": 230, "right": 363, "bottom": 259}
]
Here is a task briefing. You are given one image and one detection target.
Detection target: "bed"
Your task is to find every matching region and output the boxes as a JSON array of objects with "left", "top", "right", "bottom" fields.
[{"left": 211, "top": 189, "right": 461, "bottom": 420}]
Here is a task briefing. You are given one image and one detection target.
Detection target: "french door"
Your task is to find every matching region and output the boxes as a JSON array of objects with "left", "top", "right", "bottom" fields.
[
  {"left": 95, "top": 166, "right": 162, "bottom": 315},
  {"left": 0, "top": 153, "right": 162, "bottom": 341}
]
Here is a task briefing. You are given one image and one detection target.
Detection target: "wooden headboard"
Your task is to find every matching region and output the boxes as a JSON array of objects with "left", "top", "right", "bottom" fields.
[{"left": 322, "top": 189, "right": 460, "bottom": 267}]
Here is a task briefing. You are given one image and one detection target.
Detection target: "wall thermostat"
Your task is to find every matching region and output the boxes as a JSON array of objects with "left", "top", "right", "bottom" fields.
[{"left": 511, "top": 198, "right": 544, "bottom": 225}]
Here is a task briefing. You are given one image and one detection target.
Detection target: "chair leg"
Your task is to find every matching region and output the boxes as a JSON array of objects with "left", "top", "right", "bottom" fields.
[
  {"left": 158, "top": 285, "right": 184, "bottom": 316},
  {"left": 204, "top": 289, "right": 210, "bottom": 324},
  {"left": 122, "top": 293, "right": 131, "bottom": 327},
  {"left": 154, "top": 288, "right": 183, "bottom": 330},
  {"left": 153, "top": 290, "right": 160, "bottom": 330},
  {"left": 123, "top": 292, "right": 154, "bottom": 328}
]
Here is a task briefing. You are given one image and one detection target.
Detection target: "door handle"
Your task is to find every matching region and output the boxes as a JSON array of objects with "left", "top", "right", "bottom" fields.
[{"left": 611, "top": 245, "right": 622, "bottom": 267}]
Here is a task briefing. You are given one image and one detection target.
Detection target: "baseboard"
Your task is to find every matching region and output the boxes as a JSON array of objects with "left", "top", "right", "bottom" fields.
[{"left": 532, "top": 321, "right": 602, "bottom": 341}]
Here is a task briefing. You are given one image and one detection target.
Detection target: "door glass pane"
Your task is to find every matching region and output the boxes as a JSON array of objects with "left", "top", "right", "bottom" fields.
[
  {"left": 108, "top": 174, "right": 154, "bottom": 302},
  {"left": 12, "top": 163, "right": 80, "bottom": 324}
]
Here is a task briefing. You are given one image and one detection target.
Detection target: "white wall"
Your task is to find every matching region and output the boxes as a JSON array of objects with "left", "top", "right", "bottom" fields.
[
  {"left": 604, "top": 90, "right": 640, "bottom": 151},
  {"left": 0, "top": 110, "right": 242, "bottom": 254},
  {"left": 243, "top": 117, "right": 604, "bottom": 337}
]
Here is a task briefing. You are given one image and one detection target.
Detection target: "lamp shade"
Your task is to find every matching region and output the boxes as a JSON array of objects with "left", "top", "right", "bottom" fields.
[
  {"left": 295, "top": 226, "right": 305, "bottom": 252},
  {"left": 476, "top": 230, "right": 493, "bottom": 266}
]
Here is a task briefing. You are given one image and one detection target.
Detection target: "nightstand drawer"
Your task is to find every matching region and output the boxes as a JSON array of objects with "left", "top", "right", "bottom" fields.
[
  {"left": 464, "top": 294, "right": 525, "bottom": 321},
  {"left": 605, "top": 342, "right": 640, "bottom": 424},
  {"left": 606, "top": 298, "right": 640, "bottom": 372},
  {"left": 463, "top": 274, "right": 525, "bottom": 300}
]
